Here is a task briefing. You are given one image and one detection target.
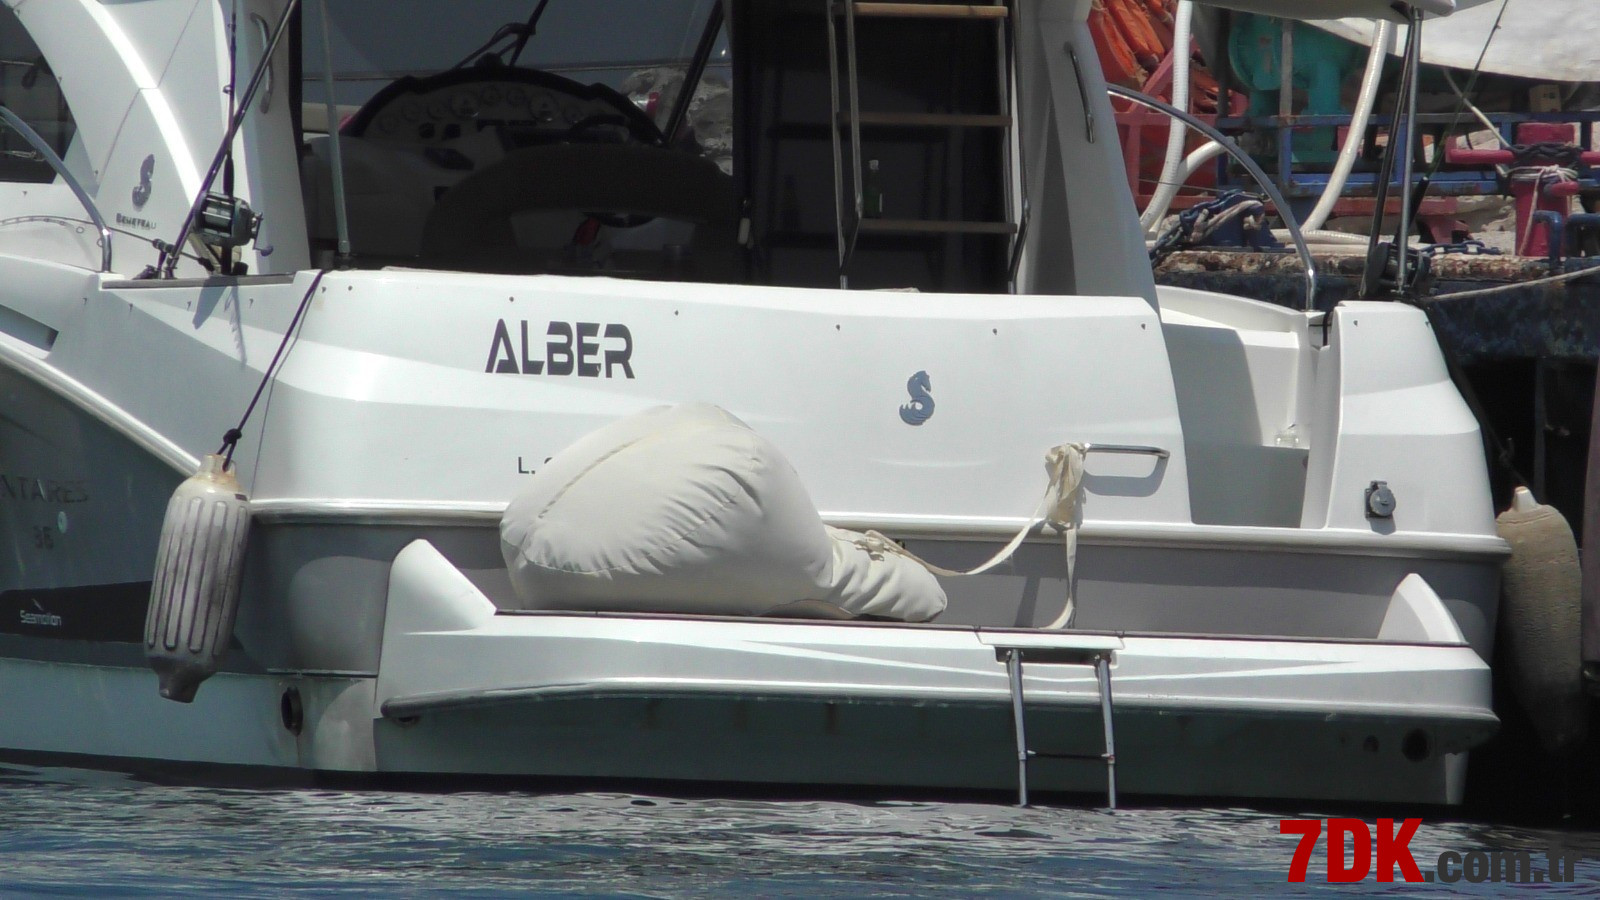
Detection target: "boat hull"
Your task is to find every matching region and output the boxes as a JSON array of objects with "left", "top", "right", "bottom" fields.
[
  {"left": 0, "top": 635, "right": 1491, "bottom": 806},
  {"left": 0, "top": 356, "right": 1500, "bottom": 806},
  {"left": 372, "top": 693, "right": 1481, "bottom": 804}
]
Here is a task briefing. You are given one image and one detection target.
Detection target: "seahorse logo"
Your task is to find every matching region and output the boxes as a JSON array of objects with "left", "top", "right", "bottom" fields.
[
  {"left": 132, "top": 155, "right": 154, "bottom": 208},
  {"left": 899, "top": 370, "right": 934, "bottom": 426}
]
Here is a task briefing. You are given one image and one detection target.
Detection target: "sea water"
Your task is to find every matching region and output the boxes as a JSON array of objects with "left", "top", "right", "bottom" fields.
[{"left": 1, "top": 764, "right": 1598, "bottom": 897}]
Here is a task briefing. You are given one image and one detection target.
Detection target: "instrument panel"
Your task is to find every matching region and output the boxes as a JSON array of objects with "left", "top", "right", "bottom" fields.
[
  {"left": 345, "top": 70, "right": 662, "bottom": 149},
  {"left": 363, "top": 81, "right": 623, "bottom": 144}
]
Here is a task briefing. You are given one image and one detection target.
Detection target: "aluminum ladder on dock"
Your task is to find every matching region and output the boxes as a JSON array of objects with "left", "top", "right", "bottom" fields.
[
  {"left": 987, "top": 633, "right": 1121, "bottom": 809},
  {"left": 823, "top": 0, "right": 1027, "bottom": 289}
]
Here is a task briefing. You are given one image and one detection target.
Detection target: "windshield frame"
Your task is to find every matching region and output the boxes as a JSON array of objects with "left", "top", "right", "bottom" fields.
[{"left": 661, "top": 2, "right": 725, "bottom": 146}]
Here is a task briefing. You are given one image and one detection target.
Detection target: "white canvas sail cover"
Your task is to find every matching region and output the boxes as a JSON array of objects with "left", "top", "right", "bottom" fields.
[
  {"left": 500, "top": 404, "right": 947, "bottom": 621},
  {"left": 1309, "top": 0, "right": 1600, "bottom": 82},
  {"left": 1195, "top": 0, "right": 1471, "bottom": 21}
]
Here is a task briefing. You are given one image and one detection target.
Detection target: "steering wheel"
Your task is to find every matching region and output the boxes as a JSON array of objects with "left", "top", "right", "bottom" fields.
[
  {"left": 565, "top": 113, "right": 658, "bottom": 147},
  {"left": 564, "top": 116, "right": 666, "bottom": 227}
]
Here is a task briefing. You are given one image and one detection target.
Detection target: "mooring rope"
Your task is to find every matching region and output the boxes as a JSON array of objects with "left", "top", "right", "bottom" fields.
[
  {"left": 218, "top": 270, "right": 328, "bottom": 467},
  {"left": 1428, "top": 264, "right": 1600, "bottom": 301}
]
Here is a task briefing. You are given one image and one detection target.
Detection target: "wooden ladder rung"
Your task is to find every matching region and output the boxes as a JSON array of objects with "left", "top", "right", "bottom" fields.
[
  {"left": 841, "top": 111, "right": 1012, "bottom": 128},
  {"left": 858, "top": 218, "right": 1017, "bottom": 235},
  {"left": 845, "top": 2, "right": 1009, "bottom": 20}
]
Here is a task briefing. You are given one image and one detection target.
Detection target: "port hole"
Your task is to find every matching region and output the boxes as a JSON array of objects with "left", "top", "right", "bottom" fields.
[{"left": 280, "top": 687, "right": 304, "bottom": 735}]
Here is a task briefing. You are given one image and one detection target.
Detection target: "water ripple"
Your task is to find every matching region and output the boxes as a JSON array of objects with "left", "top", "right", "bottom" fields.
[{"left": 0, "top": 766, "right": 1596, "bottom": 897}]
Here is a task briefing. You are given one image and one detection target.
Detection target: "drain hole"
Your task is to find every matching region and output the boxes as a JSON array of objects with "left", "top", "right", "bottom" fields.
[
  {"left": 1402, "top": 729, "right": 1431, "bottom": 762},
  {"left": 280, "top": 687, "right": 304, "bottom": 735}
]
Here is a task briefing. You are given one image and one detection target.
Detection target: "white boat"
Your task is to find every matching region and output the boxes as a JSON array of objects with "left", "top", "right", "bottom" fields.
[{"left": 0, "top": 0, "right": 1505, "bottom": 806}]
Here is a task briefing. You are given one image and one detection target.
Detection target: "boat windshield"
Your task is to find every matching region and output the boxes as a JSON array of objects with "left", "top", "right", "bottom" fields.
[
  {"left": 0, "top": 7, "right": 76, "bottom": 184},
  {"left": 297, "top": 0, "right": 735, "bottom": 274},
  {"left": 293, "top": 0, "right": 1011, "bottom": 293},
  {"left": 303, "top": 0, "right": 727, "bottom": 152}
]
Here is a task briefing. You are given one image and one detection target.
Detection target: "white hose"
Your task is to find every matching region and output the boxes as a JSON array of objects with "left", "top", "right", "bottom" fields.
[
  {"left": 1301, "top": 20, "right": 1394, "bottom": 234},
  {"left": 1443, "top": 69, "right": 1509, "bottom": 151},
  {"left": 1145, "top": 19, "right": 1396, "bottom": 250},
  {"left": 1175, "top": 141, "right": 1226, "bottom": 190},
  {"left": 1265, "top": 20, "right": 1395, "bottom": 248},
  {"left": 1143, "top": 140, "right": 1227, "bottom": 227},
  {"left": 1145, "top": 139, "right": 1369, "bottom": 247},
  {"left": 1140, "top": 0, "right": 1194, "bottom": 233},
  {"left": 1148, "top": 143, "right": 1368, "bottom": 246},
  {"left": 1287, "top": 228, "right": 1369, "bottom": 246}
]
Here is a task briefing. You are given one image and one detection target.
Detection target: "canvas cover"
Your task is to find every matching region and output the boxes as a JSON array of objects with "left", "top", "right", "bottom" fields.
[
  {"left": 1309, "top": 0, "right": 1600, "bottom": 82},
  {"left": 1196, "top": 0, "right": 1468, "bottom": 22},
  {"left": 500, "top": 404, "right": 947, "bottom": 621}
]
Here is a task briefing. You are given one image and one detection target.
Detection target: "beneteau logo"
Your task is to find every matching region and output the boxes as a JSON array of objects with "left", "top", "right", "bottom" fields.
[
  {"left": 19, "top": 598, "right": 62, "bottom": 628},
  {"left": 115, "top": 212, "right": 156, "bottom": 232},
  {"left": 132, "top": 154, "right": 155, "bottom": 208},
  {"left": 899, "top": 371, "right": 934, "bottom": 426}
]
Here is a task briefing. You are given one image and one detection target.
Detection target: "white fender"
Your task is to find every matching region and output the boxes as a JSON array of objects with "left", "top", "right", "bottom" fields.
[
  {"left": 144, "top": 454, "right": 251, "bottom": 703},
  {"left": 1496, "top": 487, "right": 1588, "bottom": 754}
]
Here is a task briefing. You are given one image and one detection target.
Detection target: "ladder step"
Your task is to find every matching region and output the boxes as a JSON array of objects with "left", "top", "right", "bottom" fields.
[
  {"left": 841, "top": 111, "right": 1012, "bottom": 128},
  {"left": 843, "top": 3, "right": 1008, "bottom": 20},
  {"left": 859, "top": 218, "right": 1017, "bottom": 235}
]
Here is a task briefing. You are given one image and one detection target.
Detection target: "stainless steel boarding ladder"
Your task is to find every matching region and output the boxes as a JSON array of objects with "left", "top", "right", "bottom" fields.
[
  {"left": 824, "top": 1, "right": 1027, "bottom": 289},
  {"left": 988, "top": 633, "right": 1121, "bottom": 809}
]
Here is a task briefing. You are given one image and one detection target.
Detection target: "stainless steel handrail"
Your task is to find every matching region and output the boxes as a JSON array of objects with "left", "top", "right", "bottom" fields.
[
  {"left": 1083, "top": 442, "right": 1170, "bottom": 460},
  {"left": 824, "top": 0, "right": 848, "bottom": 286},
  {"left": 0, "top": 105, "right": 112, "bottom": 273},
  {"left": 1005, "top": 2, "right": 1029, "bottom": 293},
  {"left": 1106, "top": 84, "right": 1319, "bottom": 312},
  {"left": 1067, "top": 46, "right": 1096, "bottom": 144}
]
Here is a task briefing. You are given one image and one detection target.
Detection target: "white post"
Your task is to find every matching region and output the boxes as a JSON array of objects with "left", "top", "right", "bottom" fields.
[{"left": 318, "top": 0, "right": 351, "bottom": 263}]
